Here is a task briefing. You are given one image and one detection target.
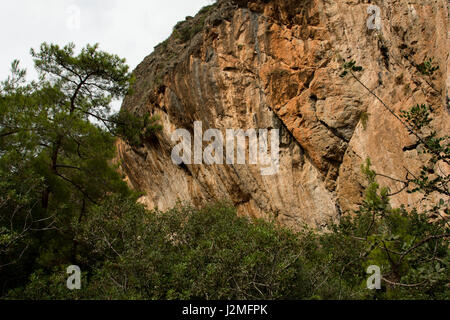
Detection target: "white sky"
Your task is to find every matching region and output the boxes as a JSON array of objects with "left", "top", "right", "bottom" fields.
[{"left": 0, "top": 0, "right": 214, "bottom": 95}]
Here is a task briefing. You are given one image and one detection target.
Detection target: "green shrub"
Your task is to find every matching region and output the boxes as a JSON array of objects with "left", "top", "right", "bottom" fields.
[{"left": 8, "top": 199, "right": 313, "bottom": 300}]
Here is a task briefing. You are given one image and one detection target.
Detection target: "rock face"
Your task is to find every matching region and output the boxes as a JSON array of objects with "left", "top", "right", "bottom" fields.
[{"left": 118, "top": 0, "right": 449, "bottom": 228}]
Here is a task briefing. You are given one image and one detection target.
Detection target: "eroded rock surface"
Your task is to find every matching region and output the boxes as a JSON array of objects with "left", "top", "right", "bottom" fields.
[{"left": 118, "top": 0, "right": 449, "bottom": 228}]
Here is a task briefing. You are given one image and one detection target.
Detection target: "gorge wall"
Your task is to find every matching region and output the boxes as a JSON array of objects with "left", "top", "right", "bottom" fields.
[{"left": 117, "top": 0, "right": 449, "bottom": 228}]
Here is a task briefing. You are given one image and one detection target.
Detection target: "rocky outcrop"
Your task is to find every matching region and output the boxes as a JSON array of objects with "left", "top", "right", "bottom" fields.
[{"left": 118, "top": 0, "right": 449, "bottom": 228}]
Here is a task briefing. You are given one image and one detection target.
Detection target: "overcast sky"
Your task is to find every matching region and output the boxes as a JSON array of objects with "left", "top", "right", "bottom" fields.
[{"left": 0, "top": 0, "right": 214, "bottom": 83}]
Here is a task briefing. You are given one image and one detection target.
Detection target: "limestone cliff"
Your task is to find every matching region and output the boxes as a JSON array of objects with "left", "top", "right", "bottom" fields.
[{"left": 117, "top": 0, "right": 449, "bottom": 228}]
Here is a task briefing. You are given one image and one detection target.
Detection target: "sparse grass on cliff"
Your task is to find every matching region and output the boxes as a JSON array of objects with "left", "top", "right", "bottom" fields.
[{"left": 172, "top": 4, "right": 215, "bottom": 43}]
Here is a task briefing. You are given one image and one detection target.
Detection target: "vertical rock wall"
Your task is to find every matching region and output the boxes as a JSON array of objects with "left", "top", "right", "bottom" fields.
[{"left": 118, "top": 0, "right": 449, "bottom": 228}]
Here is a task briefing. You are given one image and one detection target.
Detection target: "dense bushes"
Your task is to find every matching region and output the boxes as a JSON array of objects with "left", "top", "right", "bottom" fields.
[
  {"left": 6, "top": 194, "right": 449, "bottom": 300},
  {"left": 8, "top": 200, "right": 310, "bottom": 299}
]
